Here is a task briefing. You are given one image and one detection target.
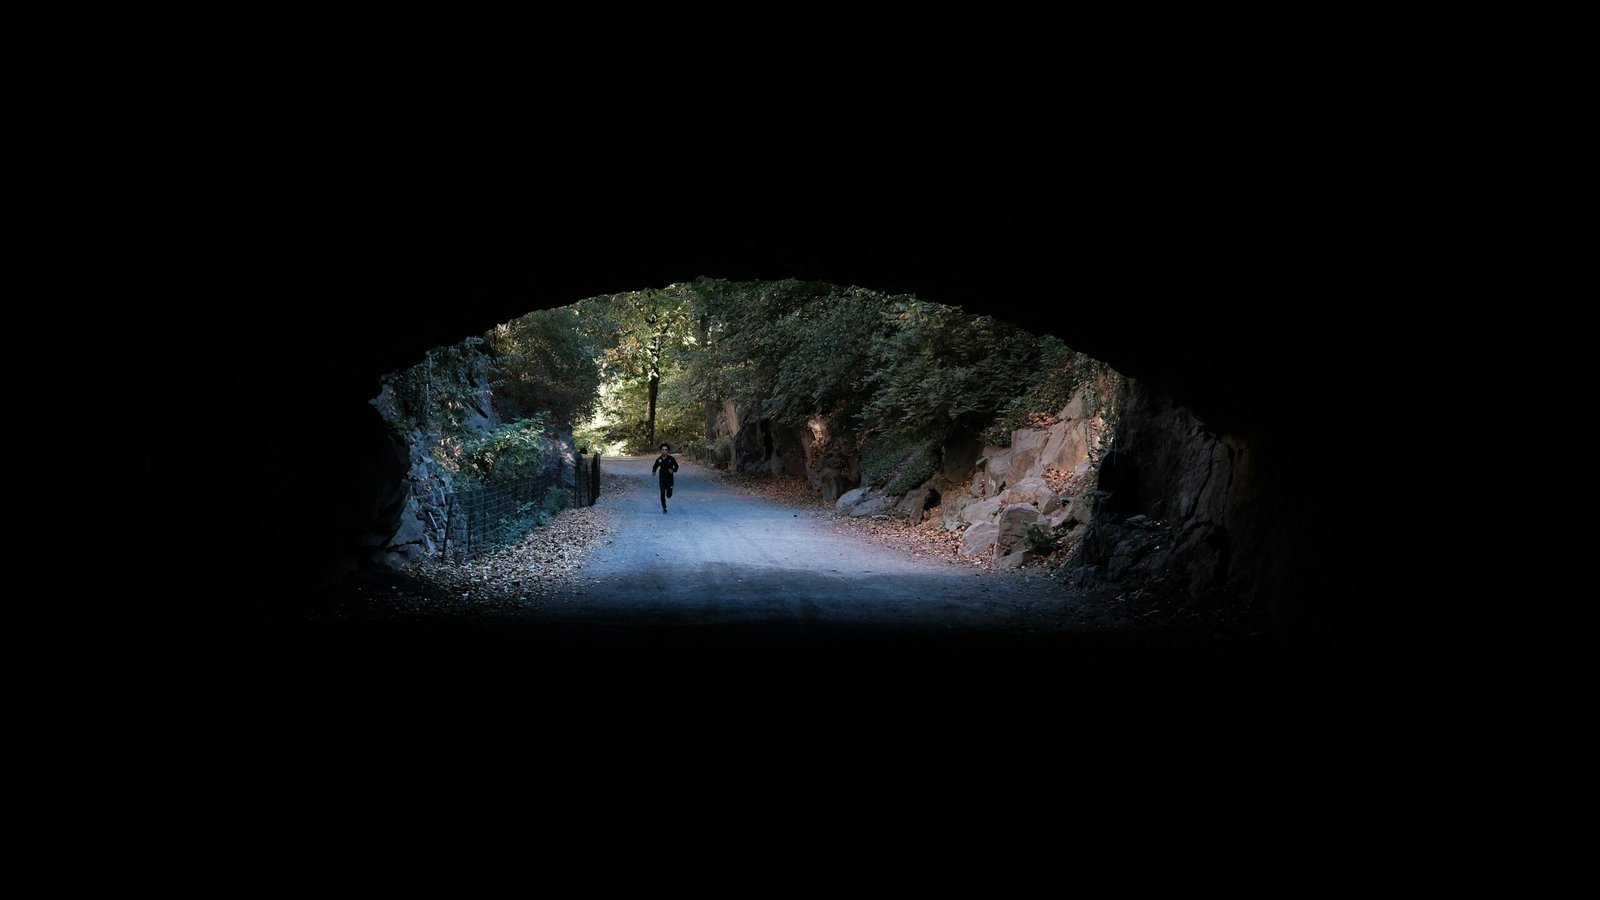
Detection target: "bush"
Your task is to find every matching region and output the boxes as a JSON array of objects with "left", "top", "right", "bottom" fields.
[
  {"left": 457, "top": 415, "right": 551, "bottom": 483},
  {"left": 858, "top": 301, "right": 1044, "bottom": 447},
  {"left": 376, "top": 338, "right": 494, "bottom": 439},
  {"left": 982, "top": 337, "right": 1118, "bottom": 447},
  {"left": 1024, "top": 522, "right": 1059, "bottom": 553},
  {"left": 861, "top": 434, "right": 938, "bottom": 495}
]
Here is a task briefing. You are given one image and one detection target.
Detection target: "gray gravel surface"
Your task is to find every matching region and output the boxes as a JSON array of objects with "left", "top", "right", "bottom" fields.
[
  {"left": 252, "top": 456, "right": 1291, "bottom": 736},
  {"left": 539, "top": 455, "right": 1082, "bottom": 645}
]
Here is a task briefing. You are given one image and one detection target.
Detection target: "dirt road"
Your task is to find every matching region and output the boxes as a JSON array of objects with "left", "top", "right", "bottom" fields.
[
  {"left": 252, "top": 454, "right": 1285, "bottom": 729},
  {"left": 534, "top": 456, "right": 1086, "bottom": 655},
  {"left": 239, "top": 456, "right": 1298, "bottom": 751}
]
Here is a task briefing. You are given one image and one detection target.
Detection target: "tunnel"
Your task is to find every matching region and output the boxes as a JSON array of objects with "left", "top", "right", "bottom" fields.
[{"left": 146, "top": 184, "right": 1390, "bottom": 723}]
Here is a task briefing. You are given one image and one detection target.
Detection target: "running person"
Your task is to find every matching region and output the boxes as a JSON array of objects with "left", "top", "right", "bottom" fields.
[{"left": 652, "top": 443, "right": 679, "bottom": 513}]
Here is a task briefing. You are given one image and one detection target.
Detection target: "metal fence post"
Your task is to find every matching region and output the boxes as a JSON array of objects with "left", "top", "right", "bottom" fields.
[{"left": 441, "top": 496, "right": 452, "bottom": 559}]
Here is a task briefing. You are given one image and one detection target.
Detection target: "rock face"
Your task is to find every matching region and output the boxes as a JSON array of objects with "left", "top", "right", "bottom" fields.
[
  {"left": 819, "top": 374, "right": 1121, "bottom": 573},
  {"left": 368, "top": 365, "right": 578, "bottom": 567},
  {"left": 818, "top": 467, "right": 852, "bottom": 502},
  {"left": 384, "top": 425, "right": 451, "bottom": 559},
  {"left": 711, "top": 403, "right": 858, "bottom": 491},
  {"left": 1063, "top": 378, "right": 1345, "bottom": 650},
  {"left": 377, "top": 422, "right": 578, "bottom": 565},
  {"left": 994, "top": 503, "right": 1044, "bottom": 568},
  {"left": 719, "top": 373, "right": 1115, "bottom": 553}
]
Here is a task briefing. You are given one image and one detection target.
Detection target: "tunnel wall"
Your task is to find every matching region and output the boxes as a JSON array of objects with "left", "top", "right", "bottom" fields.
[{"left": 175, "top": 199, "right": 1372, "bottom": 659}]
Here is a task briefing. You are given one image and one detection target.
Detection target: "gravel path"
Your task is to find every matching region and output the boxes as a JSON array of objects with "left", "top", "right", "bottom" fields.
[
  {"left": 540, "top": 456, "right": 1082, "bottom": 650},
  {"left": 271, "top": 454, "right": 1282, "bottom": 723}
]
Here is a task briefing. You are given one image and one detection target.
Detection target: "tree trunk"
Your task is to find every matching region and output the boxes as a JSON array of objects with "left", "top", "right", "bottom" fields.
[
  {"left": 646, "top": 331, "right": 662, "bottom": 447},
  {"left": 699, "top": 312, "right": 715, "bottom": 442},
  {"left": 647, "top": 371, "right": 659, "bottom": 447}
]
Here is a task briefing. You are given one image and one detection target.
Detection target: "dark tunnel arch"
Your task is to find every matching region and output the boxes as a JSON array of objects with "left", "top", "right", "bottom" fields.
[
  {"left": 175, "top": 195, "right": 1381, "bottom": 672},
  {"left": 245, "top": 201, "right": 1350, "bottom": 431}
]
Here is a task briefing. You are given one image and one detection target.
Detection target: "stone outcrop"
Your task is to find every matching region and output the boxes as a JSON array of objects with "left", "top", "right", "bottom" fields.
[
  {"left": 818, "top": 375, "right": 1117, "bottom": 569},
  {"left": 377, "top": 424, "right": 577, "bottom": 564},
  {"left": 710, "top": 403, "right": 858, "bottom": 490},
  {"left": 994, "top": 503, "right": 1045, "bottom": 568},
  {"left": 685, "top": 359, "right": 1341, "bottom": 653},
  {"left": 1060, "top": 377, "right": 1341, "bottom": 646}
]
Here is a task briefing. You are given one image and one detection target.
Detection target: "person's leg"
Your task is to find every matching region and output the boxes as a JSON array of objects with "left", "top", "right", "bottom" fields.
[{"left": 660, "top": 482, "right": 668, "bottom": 512}]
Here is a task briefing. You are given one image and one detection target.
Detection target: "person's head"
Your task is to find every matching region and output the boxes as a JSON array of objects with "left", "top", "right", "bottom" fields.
[{"left": 660, "top": 443, "right": 671, "bottom": 453}]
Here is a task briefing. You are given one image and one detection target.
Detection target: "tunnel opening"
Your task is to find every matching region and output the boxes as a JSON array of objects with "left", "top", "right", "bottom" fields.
[
  {"left": 322, "top": 277, "right": 1145, "bottom": 642},
  {"left": 191, "top": 199, "right": 1378, "bottom": 710}
]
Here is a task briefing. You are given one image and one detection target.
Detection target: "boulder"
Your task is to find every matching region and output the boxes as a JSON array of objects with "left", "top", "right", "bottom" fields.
[
  {"left": 961, "top": 496, "right": 1003, "bottom": 525},
  {"left": 386, "top": 542, "right": 428, "bottom": 563},
  {"left": 388, "top": 504, "right": 429, "bottom": 548},
  {"left": 968, "top": 464, "right": 988, "bottom": 499},
  {"left": 847, "top": 494, "right": 894, "bottom": 517},
  {"left": 1040, "top": 418, "right": 1090, "bottom": 474},
  {"left": 1049, "top": 491, "right": 1096, "bottom": 529},
  {"left": 1001, "top": 476, "right": 1058, "bottom": 511},
  {"left": 835, "top": 487, "right": 868, "bottom": 511},
  {"left": 1061, "top": 389, "right": 1087, "bottom": 421},
  {"left": 959, "top": 522, "right": 999, "bottom": 557},
  {"left": 896, "top": 486, "right": 937, "bottom": 525},
  {"left": 983, "top": 447, "right": 1012, "bottom": 496},
  {"left": 995, "top": 549, "right": 1031, "bottom": 569},
  {"left": 1004, "top": 428, "right": 1050, "bottom": 486},
  {"left": 995, "top": 502, "right": 1044, "bottom": 558},
  {"left": 941, "top": 496, "right": 973, "bottom": 531}
]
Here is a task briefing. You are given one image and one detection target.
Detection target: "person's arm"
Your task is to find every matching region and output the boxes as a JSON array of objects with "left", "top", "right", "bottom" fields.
[{"left": 652, "top": 458, "right": 660, "bottom": 475}]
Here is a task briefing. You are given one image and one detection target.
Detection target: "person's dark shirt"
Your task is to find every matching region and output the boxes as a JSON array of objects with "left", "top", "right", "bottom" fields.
[{"left": 652, "top": 453, "right": 678, "bottom": 481}]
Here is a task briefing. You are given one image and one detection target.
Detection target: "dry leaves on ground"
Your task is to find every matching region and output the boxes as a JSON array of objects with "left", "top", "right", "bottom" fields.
[{"left": 317, "top": 472, "right": 639, "bottom": 620}]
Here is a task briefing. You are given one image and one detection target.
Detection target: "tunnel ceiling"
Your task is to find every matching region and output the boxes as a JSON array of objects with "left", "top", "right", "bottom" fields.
[{"left": 229, "top": 192, "right": 1364, "bottom": 435}]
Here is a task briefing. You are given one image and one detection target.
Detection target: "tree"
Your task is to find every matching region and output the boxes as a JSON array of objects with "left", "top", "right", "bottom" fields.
[
  {"left": 575, "top": 285, "right": 695, "bottom": 452},
  {"left": 485, "top": 307, "right": 602, "bottom": 428}
]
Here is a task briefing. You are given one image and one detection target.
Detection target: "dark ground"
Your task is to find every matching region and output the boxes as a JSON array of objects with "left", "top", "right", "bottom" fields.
[{"left": 237, "top": 459, "right": 1364, "bottom": 736}]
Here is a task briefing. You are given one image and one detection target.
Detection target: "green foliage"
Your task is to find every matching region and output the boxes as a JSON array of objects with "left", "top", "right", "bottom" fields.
[
  {"left": 456, "top": 415, "right": 551, "bottom": 483},
  {"left": 982, "top": 336, "right": 1120, "bottom": 447},
  {"left": 662, "top": 277, "right": 1123, "bottom": 487},
  {"left": 861, "top": 433, "right": 937, "bottom": 493},
  {"left": 528, "top": 481, "right": 567, "bottom": 527},
  {"left": 858, "top": 300, "right": 1044, "bottom": 446},
  {"left": 568, "top": 284, "right": 702, "bottom": 452},
  {"left": 429, "top": 276, "right": 1123, "bottom": 486},
  {"left": 684, "top": 278, "right": 890, "bottom": 429},
  {"left": 488, "top": 486, "right": 568, "bottom": 544},
  {"left": 571, "top": 421, "right": 617, "bottom": 457},
  {"left": 583, "top": 366, "right": 701, "bottom": 455},
  {"left": 586, "top": 379, "right": 647, "bottom": 452},
  {"left": 376, "top": 338, "right": 494, "bottom": 439},
  {"left": 887, "top": 447, "right": 938, "bottom": 495},
  {"left": 576, "top": 286, "right": 696, "bottom": 384},
  {"left": 486, "top": 307, "right": 602, "bottom": 427},
  {"left": 1024, "top": 522, "right": 1060, "bottom": 553},
  {"left": 1085, "top": 371, "right": 1124, "bottom": 461}
]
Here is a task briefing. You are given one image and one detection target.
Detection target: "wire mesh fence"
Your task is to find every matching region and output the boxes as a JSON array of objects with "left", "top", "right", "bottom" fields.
[{"left": 440, "top": 454, "right": 601, "bottom": 561}]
